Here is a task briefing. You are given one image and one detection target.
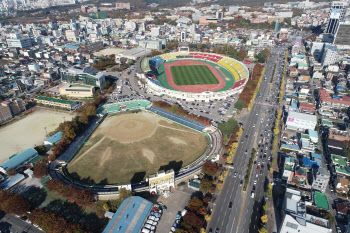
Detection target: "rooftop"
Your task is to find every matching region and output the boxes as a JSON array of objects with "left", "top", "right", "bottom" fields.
[
  {"left": 0, "top": 148, "right": 38, "bottom": 170},
  {"left": 35, "top": 96, "right": 75, "bottom": 105},
  {"left": 331, "top": 154, "right": 346, "bottom": 166},
  {"left": 313, "top": 191, "right": 329, "bottom": 210},
  {"left": 102, "top": 196, "right": 153, "bottom": 233}
]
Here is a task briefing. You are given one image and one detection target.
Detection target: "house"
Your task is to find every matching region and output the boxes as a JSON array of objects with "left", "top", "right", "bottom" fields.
[
  {"left": 289, "top": 68, "right": 299, "bottom": 77},
  {"left": 336, "top": 202, "right": 350, "bottom": 217},
  {"left": 336, "top": 177, "right": 349, "bottom": 194},
  {"left": 331, "top": 154, "right": 347, "bottom": 166}
]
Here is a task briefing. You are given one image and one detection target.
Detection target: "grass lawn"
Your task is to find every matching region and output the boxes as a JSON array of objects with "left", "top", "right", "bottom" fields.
[{"left": 170, "top": 65, "right": 219, "bottom": 85}]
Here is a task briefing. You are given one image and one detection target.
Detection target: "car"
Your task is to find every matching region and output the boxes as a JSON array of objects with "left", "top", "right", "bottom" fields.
[
  {"left": 234, "top": 172, "right": 237, "bottom": 177},
  {"left": 209, "top": 229, "right": 213, "bottom": 233},
  {"left": 229, "top": 202, "right": 232, "bottom": 208},
  {"left": 260, "top": 171, "right": 263, "bottom": 175},
  {"left": 256, "top": 173, "right": 259, "bottom": 177},
  {"left": 216, "top": 228, "right": 219, "bottom": 233},
  {"left": 240, "top": 180, "right": 243, "bottom": 186}
]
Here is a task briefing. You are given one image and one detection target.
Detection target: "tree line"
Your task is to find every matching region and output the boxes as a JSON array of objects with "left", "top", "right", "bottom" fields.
[
  {"left": 237, "top": 63, "right": 264, "bottom": 107},
  {"left": 153, "top": 101, "right": 211, "bottom": 125}
]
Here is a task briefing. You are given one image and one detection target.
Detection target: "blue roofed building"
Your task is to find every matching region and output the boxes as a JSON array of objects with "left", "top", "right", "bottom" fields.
[
  {"left": 303, "top": 157, "right": 319, "bottom": 169},
  {"left": 102, "top": 196, "right": 153, "bottom": 233},
  {"left": 44, "top": 131, "right": 62, "bottom": 146},
  {"left": 311, "top": 153, "right": 323, "bottom": 167},
  {"left": 0, "top": 148, "right": 38, "bottom": 170}
]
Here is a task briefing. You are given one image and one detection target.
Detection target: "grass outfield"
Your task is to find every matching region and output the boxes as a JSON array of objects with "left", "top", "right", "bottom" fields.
[
  {"left": 67, "top": 111, "right": 208, "bottom": 184},
  {"left": 171, "top": 65, "right": 219, "bottom": 85}
]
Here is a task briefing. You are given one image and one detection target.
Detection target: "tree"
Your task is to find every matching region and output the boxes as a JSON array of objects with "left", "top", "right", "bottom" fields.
[
  {"left": 183, "top": 211, "right": 203, "bottom": 229},
  {"left": 234, "top": 99, "right": 245, "bottom": 110},
  {"left": 270, "top": 168, "right": 273, "bottom": 173},
  {"left": 6, "top": 168, "right": 16, "bottom": 176},
  {"left": 85, "top": 105, "right": 96, "bottom": 117},
  {"left": 0, "top": 190, "right": 31, "bottom": 216},
  {"left": 209, "top": 186, "right": 216, "bottom": 194},
  {"left": 261, "top": 215, "right": 268, "bottom": 223},
  {"left": 205, "top": 214, "right": 211, "bottom": 222},
  {"left": 263, "top": 204, "right": 269, "bottom": 211},
  {"left": 188, "top": 198, "right": 203, "bottom": 211},
  {"left": 33, "top": 163, "right": 48, "bottom": 178},
  {"left": 323, "top": 212, "right": 335, "bottom": 226},
  {"left": 201, "top": 162, "right": 218, "bottom": 177},
  {"left": 34, "top": 145, "right": 47, "bottom": 155},
  {"left": 258, "top": 227, "right": 268, "bottom": 233},
  {"left": 119, "top": 188, "right": 132, "bottom": 200},
  {"left": 200, "top": 178, "right": 212, "bottom": 193},
  {"left": 272, "top": 159, "right": 276, "bottom": 165}
]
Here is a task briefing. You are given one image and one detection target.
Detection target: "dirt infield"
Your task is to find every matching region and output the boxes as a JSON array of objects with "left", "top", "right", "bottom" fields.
[
  {"left": 67, "top": 111, "right": 208, "bottom": 184},
  {"left": 164, "top": 60, "right": 226, "bottom": 93},
  {"left": 0, "top": 109, "right": 74, "bottom": 163}
]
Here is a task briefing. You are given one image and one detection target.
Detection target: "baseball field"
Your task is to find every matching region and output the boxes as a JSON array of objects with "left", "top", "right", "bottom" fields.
[
  {"left": 67, "top": 111, "right": 208, "bottom": 184},
  {"left": 170, "top": 65, "right": 219, "bottom": 86}
]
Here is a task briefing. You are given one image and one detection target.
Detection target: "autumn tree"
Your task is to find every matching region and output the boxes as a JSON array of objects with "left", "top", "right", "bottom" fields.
[
  {"left": 201, "top": 162, "right": 218, "bottom": 177},
  {"left": 261, "top": 215, "right": 268, "bottom": 223},
  {"left": 0, "top": 189, "right": 31, "bottom": 215},
  {"left": 258, "top": 227, "right": 268, "bottom": 233},
  {"left": 183, "top": 211, "right": 204, "bottom": 229},
  {"left": 33, "top": 163, "right": 48, "bottom": 178},
  {"left": 188, "top": 198, "right": 203, "bottom": 212},
  {"left": 200, "top": 178, "right": 212, "bottom": 193},
  {"left": 263, "top": 204, "right": 269, "bottom": 211}
]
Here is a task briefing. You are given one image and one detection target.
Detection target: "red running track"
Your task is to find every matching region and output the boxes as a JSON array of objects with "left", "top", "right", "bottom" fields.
[{"left": 163, "top": 60, "right": 226, "bottom": 93}]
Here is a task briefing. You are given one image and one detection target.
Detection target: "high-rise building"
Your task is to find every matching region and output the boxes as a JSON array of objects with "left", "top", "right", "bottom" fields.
[
  {"left": 334, "top": 22, "right": 350, "bottom": 46},
  {"left": 181, "top": 31, "right": 187, "bottom": 42},
  {"left": 216, "top": 11, "right": 223, "bottom": 20},
  {"left": 275, "top": 21, "right": 281, "bottom": 31},
  {"left": 321, "top": 44, "right": 338, "bottom": 66},
  {"left": 324, "top": 1, "right": 348, "bottom": 35}
]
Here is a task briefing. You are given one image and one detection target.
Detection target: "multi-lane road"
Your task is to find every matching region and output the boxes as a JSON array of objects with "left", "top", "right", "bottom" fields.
[{"left": 208, "top": 45, "right": 288, "bottom": 233}]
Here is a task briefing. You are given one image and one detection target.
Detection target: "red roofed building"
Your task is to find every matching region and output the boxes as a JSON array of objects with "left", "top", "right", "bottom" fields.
[
  {"left": 299, "top": 103, "right": 316, "bottom": 113},
  {"left": 319, "top": 89, "right": 350, "bottom": 112}
]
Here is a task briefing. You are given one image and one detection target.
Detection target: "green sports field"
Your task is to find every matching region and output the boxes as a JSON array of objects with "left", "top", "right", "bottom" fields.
[{"left": 170, "top": 65, "right": 219, "bottom": 85}]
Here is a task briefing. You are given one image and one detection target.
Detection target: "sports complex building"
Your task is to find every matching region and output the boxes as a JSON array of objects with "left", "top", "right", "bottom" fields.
[{"left": 144, "top": 52, "right": 249, "bottom": 101}]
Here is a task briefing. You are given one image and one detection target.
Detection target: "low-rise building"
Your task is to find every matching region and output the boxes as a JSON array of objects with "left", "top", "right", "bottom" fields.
[
  {"left": 148, "top": 169, "right": 175, "bottom": 194},
  {"left": 34, "top": 96, "right": 79, "bottom": 110},
  {"left": 336, "top": 177, "right": 349, "bottom": 194},
  {"left": 286, "top": 111, "right": 317, "bottom": 131},
  {"left": 61, "top": 67, "right": 105, "bottom": 87},
  {"left": 311, "top": 168, "right": 330, "bottom": 193},
  {"left": 0, "top": 148, "right": 38, "bottom": 171},
  {"left": 59, "top": 85, "right": 95, "bottom": 97}
]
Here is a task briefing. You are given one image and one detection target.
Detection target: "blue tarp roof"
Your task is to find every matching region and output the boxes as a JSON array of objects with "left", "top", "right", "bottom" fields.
[
  {"left": 44, "top": 131, "right": 62, "bottom": 144},
  {"left": 102, "top": 196, "right": 153, "bottom": 233},
  {"left": 0, "top": 148, "right": 38, "bottom": 170},
  {"left": 311, "top": 152, "right": 322, "bottom": 160},
  {"left": 303, "top": 157, "right": 319, "bottom": 169},
  {"left": 291, "top": 102, "right": 298, "bottom": 109}
]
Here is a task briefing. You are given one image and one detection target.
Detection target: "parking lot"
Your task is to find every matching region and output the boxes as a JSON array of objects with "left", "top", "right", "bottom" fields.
[
  {"left": 105, "top": 67, "right": 242, "bottom": 126},
  {"left": 152, "top": 184, "right": 193, "bottom": 233}
]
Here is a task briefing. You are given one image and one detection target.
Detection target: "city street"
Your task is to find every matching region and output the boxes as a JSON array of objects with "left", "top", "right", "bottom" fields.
[{"left": 207, "top": 45, "right": 288, "bottom": 233}]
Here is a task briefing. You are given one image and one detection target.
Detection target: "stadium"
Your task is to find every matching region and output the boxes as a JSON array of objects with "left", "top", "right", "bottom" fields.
[
  {"left": 63, "top": 100, "right": 213, "bottom": 185},
  {"left": 144, "top": 52, "right": 249, "bottom": 101}
]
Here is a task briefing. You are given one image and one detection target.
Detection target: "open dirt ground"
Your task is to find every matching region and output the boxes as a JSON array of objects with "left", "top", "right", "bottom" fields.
[
  {"left": 67, "top": 111, "right": 208, "bottom": 184},
  {"left": 0, "top": 109, "right": 74, "bottom": 163}
]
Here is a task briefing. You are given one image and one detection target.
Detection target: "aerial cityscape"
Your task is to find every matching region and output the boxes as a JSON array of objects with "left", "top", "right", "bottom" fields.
[{"left": 0, "top": 0, "right": 349, "bottom": 232}]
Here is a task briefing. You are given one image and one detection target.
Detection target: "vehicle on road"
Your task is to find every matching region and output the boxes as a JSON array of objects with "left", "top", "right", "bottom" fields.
[
  {"left": 251, "top": 191, "right": 255, "bottom": 198},
  {"left": 234, "top": 172, "right": 237, "bottom": 177},
  {"left": 229, "top": 202, "right": 232, "bottom": 208},
  {"left": 240, "top": 180, "right": 243, "bottom": 186}
]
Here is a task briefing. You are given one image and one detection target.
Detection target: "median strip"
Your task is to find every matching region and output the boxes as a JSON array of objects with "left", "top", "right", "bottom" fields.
[{"left": 243, "top": 148, "right": 257, "bottom": 191}]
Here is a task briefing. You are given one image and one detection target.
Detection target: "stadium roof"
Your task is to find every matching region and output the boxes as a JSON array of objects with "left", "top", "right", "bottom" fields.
[
  {"left": 44, "top": 131, "right": 62, "bottom": 145},
  {"left": 102, "top": 196, "right": 153, "bottom": 233},
  {"left": 36, "top": 96, "right": 75, "bottom": 105},
  {"left": 0, "top": 148, "right": 38, "bottom": 170}
]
